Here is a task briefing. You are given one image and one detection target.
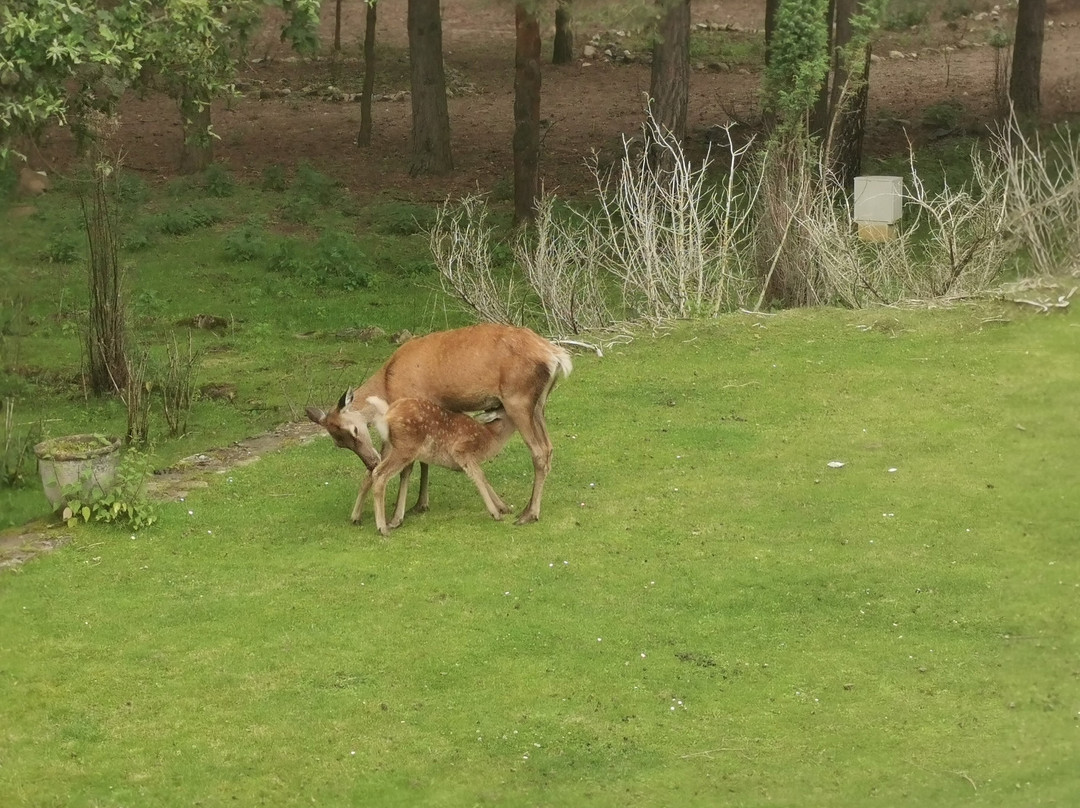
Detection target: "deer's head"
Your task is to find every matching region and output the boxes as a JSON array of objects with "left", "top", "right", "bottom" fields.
[{"left": 306, "top": 389, "right": 382, "bottom": 470}]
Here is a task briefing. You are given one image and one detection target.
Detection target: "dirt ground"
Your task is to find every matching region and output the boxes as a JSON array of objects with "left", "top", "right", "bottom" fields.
[{"left": 28, "top": 0, "right": 1080, "bottom": 199}]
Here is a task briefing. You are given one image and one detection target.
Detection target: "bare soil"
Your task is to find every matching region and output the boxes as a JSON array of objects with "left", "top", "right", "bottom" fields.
[{"left": 27, "top": 0, "right": 1080, "bottom": 198}]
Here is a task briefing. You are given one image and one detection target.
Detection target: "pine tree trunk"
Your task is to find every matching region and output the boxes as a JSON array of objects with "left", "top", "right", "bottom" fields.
[
  {"left": 408, "top": 0, "right": 453, "bottom": 175},
  {"left": 513, "top": 3, "right": 542, "bottom": 223},
  {"left": 179, "top": 92, "right": 213, "bottom": 174},
  {"left": 1010, "top": 0, "right": 1046, "bottom": 118},
  {"left": 828, "top": 0, "right": 870, "bottom": 190},
  {"left": 553, "top": 1, "right": 574, "bottom": 64},
  {"left": 357, "top": 1, "right": 378, "bottom": 146},
  {"left": 649, "top": 0, "right": 690, "bottom": 142},
  {"left": 810, "top": 0, "right": 837, "bottom": 140}
]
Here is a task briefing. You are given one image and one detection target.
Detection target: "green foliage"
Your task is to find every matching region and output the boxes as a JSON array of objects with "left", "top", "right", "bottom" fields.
[
  {"left": 883, "top": 0, "right": 929, "bottom": 30},
  {"left": 279, "top": 192, "right": 318, "bottom": 224},
  {"left": 1, "top": 397, "right": 40, "bottom": 488},
  {"left": 223, "top": 217, "right": 270, "bottom": 262},
  {"left": 922, "top": 99, "right": 967, "bottom": 132},
  {"left": 38, "top": 232, "right": 82, "bottom": 264},
  {"left": 202, "top": 163, "right": 236, "bottom": 198},
  {"left": 762, "top": 0, "right": 831, "bottom": 136},
  {"left": 60, "top": 449, "right": 157, "bottom": 530},
  {"left": 293, "top": 162, "right": 339, "bottom": 205},
  {"left": 150, "top": 203, "right": 223, "bottom": 236},
  {"left": 260, "top": 164, "right": 288, "bottom": 192},
  {"left": 366, "top": 201, "right": 436, "bottom": 236}
]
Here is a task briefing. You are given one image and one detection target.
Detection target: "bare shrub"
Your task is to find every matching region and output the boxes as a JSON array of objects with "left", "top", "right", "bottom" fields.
[
  {"left": 994, "top": 115, "right": 1080, "bottom": 276},
  {"left": 160, "top": 333, "right": 202, "bottom": 438},
  {"left": 429, "top": 195, "right": 523, "bottom": 325},
  {"left": 589, "top": 119, "right": 759, "bottom": 322},
  {"left": 514, "top": 195, "right": 615, "bottom": 335}
]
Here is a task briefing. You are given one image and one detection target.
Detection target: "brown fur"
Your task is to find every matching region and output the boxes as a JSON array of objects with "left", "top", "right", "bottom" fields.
[
  {"left": 352, "top": 397, "right": 518, "bottom": 535},
  {"left": 306, "top": 324, "right": 571, "bottom": 525}
]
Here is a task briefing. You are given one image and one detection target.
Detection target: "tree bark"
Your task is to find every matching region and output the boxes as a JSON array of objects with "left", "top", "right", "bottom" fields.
[
  {"left": 649, "top": 0, "right": 690, "bottom": 143},
  {"left": 513, "top": 3, "right": 542, "bottom": 223},
  {"left": 1010, "top": 0, "right": 1046, "bottom": 118},
  {"left": 357, "top": 1, "right": 378, "bottom": 146},
  {"left": 179, "top": 92, "right": 213, "bottom": 174},
  {"left": 810, "top": 0, "right": 837, "bottom": 140},
  {"left": 408, "top": 0, "right": 453, "bottom": 175},
  {"left": 827, "top": 0, "right": 871, "bottom": 190},
  {"left": 553, "top": 0, "right": 574, "bottom": 64},
  {"left": 764, "top": 0, "right": 781, "bottom": 63},
  {"left": 334, "top": 0, "right": 343, "bottom": 52}
]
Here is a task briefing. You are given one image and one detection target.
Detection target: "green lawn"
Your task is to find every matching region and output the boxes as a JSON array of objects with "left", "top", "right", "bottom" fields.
[{"left": 2, "top": 306, "right": 1077, "bottom": 806}]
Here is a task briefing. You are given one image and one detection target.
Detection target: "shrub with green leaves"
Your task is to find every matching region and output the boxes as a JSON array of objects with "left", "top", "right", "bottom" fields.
[
  {"left": 38, "top": 233, "right": 82, "bottom": 264},
  {"left": 202, "top": 163, "right": 236, "bottom": 198},
  {"left": 151, "top": 204, "right": 223, "bottom": 236},
  {"left": 60, "top": 449, "right": 157, "bottom": 530},
  {"left": 293, "top": 161, "right": 338, "bottom": 205},
  {"left": 261, "top": 164, "right": 287, "bottom": 192},
  {"left": 223, "top": 217, "right": 270, "bottom": 262}
]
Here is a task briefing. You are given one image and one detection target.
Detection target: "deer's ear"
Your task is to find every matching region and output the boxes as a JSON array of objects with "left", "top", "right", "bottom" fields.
[
  {"left": 338, "top": 388, "right": 354, "bottom": 410},
  {"left": 305, "top": 406, "right": 326, "bottom": 425}
]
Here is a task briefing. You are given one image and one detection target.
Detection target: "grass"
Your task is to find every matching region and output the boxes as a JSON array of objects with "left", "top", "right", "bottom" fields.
[
  {"left": 0, "top": 168, "right": 449, "bottom": 527},
  {"left": 2, "top": 303, "right": 1078, "bottom": 805}
]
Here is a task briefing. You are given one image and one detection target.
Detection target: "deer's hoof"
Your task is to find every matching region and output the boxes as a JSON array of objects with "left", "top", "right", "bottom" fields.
[
  {"left": 514, "top": 511, "right": 539, "bottom": 526},
  {"left": 410, "top": 502, "right": 429, "bottom": 515}
]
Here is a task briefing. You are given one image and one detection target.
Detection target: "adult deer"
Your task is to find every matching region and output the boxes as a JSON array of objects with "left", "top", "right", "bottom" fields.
[
  {"left": 354, "top": 396, "right": 517, "bottom": 535},
  {"left": 305, "top": 323, "right": 572, "bottom": 525}
]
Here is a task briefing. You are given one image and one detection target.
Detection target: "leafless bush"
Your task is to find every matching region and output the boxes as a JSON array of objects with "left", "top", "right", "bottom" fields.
[
  {"left": 515, "top": 195, "right": 615, "bottom": 335},
  {"left": 160, "top": 333, "right": 202, "bottom": 438},
  {"left": 771, "top": 138, "right": 1008, "bottom": 307},
  {"left": 117, "top": 348, "right": 152, "bottom": 446},
  {"left": 429, "top": 195, "right": 523, "bottom": 325},
  {"left": 994, "top": 114, "right": 1080, "bottom": 276},
  {"left": 589, "top": 119, "right": 760, "bottom": 322}
]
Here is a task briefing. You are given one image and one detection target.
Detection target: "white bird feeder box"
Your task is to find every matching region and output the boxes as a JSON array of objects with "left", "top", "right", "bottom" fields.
[{"left": 853, "top": 175, "right": 903, "bottom": 241}]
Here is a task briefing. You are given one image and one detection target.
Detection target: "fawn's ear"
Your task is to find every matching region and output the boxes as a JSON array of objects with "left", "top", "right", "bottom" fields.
[
  {"left": 337, "top": 388, "right": 354, "bottom": 410},
  {"left": 305, "top": 406, "right": 326, "bottom": 425}
]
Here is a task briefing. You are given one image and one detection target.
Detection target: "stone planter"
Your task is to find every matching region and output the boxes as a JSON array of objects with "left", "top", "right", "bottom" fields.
[{"left": 34, "top": 434, "right": 122, "bottom": 511}]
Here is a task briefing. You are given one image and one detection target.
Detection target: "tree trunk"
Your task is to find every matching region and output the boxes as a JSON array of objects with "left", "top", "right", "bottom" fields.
[
  {"left": 553, "top": 0, "right": 574, "bottom": 64},
  {"left": 764, "top": 0, "right": 781, "bottom": 63},
  {"left": 357, "top": 1, "right": 378, "bottom": 146},
  {"left": 514, "top": 3, "right": 542, "bottom": 223},
  {"left": 827, "top": 0, "right": 870, "bottom": 190},
  {"left": 408, "top": 0, "right": 453, "bottom": 175},
  {"left": 1010, "top": 0, "right": 1046, "bottom": 118},
  {"left": 649, "top": 0, "right": 690, "bottom": 142},
  {"left": 810, "top": 0, "right": 837, "bottom": 140},
  {"left": 334, "top": 0, "right": 343, "bottom": 52},
  {"left": 179, "top": 92, "right": 213, "bottom": 174}
]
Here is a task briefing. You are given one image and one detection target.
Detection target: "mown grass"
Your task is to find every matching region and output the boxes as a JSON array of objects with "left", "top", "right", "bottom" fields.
[
  {"left": 0, "top": 168, "right": 453, "bottom": 527},
  {"left": 2, "top": 302, "right": 1077, "bottom": 805}
]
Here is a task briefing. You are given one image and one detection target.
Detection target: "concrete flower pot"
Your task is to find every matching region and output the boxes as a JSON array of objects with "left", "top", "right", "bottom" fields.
[{"left": 34, "top": 434, "right": 122, "bottom": 511}]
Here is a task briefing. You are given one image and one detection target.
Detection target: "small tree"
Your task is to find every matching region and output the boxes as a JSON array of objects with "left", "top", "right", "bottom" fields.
[
  {"left": 553, "top": 0, "right": 575, "bottom": 64},
  {"left": 357, "top": 0, "right": 379, "bottom": 147},
  {"left": 79, "top": 116, "right": 127, "bottom": 396}
]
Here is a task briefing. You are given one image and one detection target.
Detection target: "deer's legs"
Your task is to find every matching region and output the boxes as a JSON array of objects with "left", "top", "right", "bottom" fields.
[
  {"left": 501, "top": 398, "right": 553, "bottom": 525},
  {"left": 388, "top": 462, "right": 414, "bottom": 529},
  {"left": 351, "top": 472, "right": 375, "bottom": 525},
  {"left": 462, "top": 462, "right": 510, "bottom": 520},
  {"left": 411, "top": 462, "right": 430, "bottom": 514}
]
